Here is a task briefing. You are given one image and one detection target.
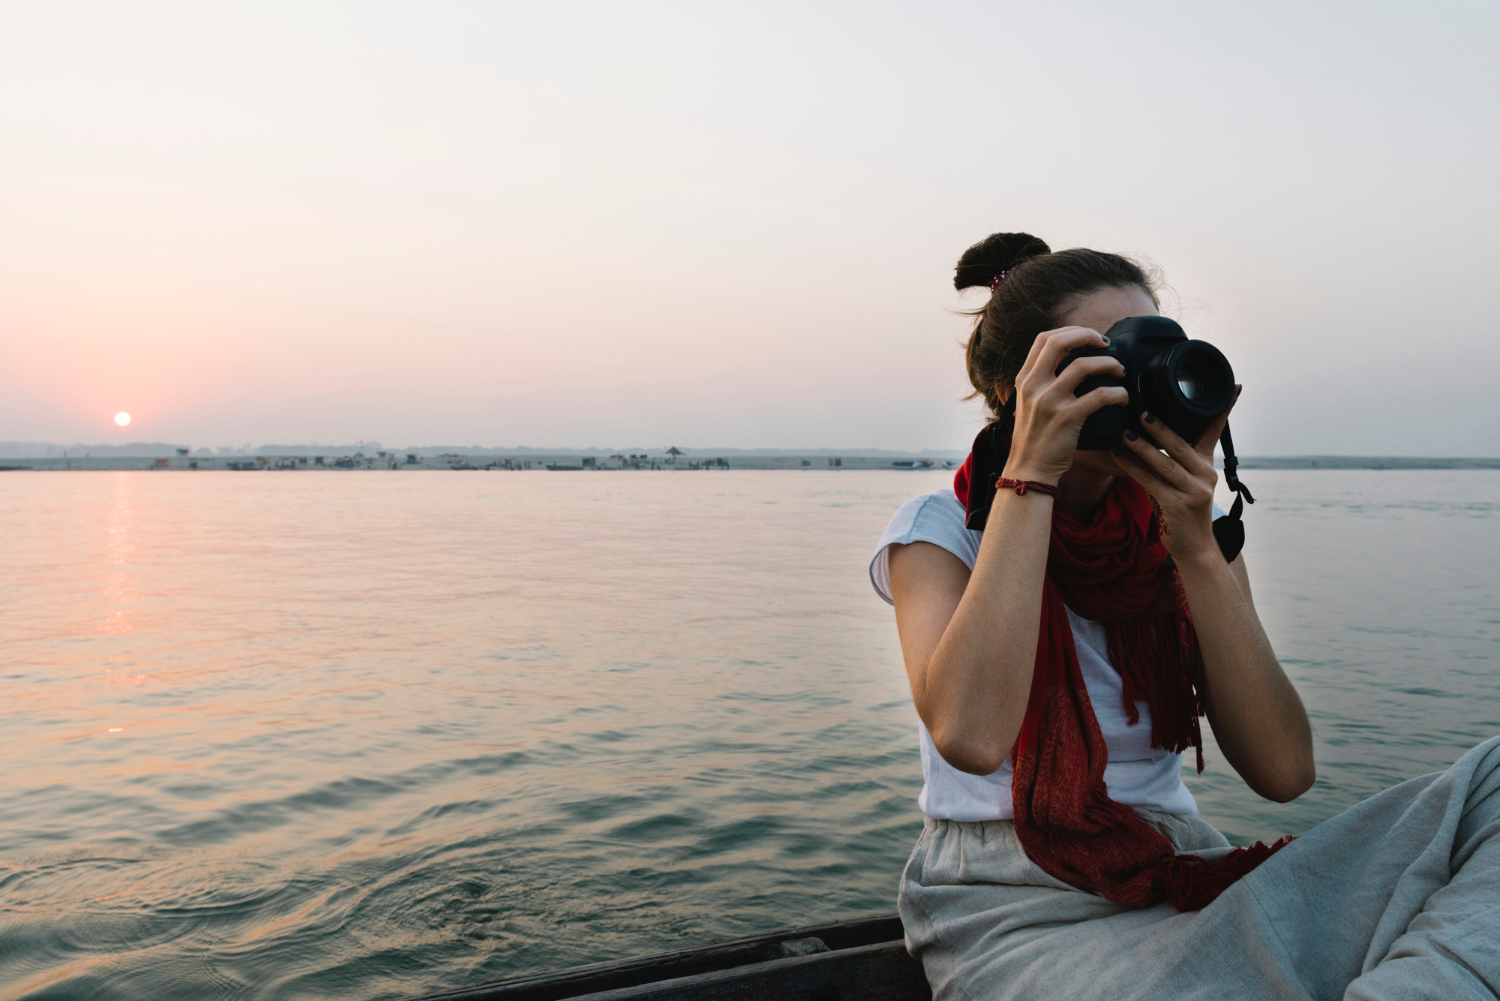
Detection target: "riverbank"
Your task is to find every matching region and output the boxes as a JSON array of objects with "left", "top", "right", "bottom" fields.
[
  {"left": 4, "top": 452, "right": 958, "bottom": 472},
  {"left": 5, "top": 454, "right": 1498, "bottom": 472}
]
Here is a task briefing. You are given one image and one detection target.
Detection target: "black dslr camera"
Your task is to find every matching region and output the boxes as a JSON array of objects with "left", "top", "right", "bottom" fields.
[
  {"left": 1059, "top": 316, "right": 1236, "bottom": 450},
  {"left": 964, "top": 314, "right": 1254, "bottom": 561}
]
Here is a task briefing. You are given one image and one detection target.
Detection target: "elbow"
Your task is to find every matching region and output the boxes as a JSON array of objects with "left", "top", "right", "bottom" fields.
[
  {"left": 931, "top": 729, "right": 1010, "bottom": 776},
  {"left": 1256, "top": 759, "right": 1316, "bottom": 804}
]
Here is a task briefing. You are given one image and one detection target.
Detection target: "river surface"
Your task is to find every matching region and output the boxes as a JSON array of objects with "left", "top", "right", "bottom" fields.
[{"left": 2, "top": 470, "right": 1497, "bottom": 1000}]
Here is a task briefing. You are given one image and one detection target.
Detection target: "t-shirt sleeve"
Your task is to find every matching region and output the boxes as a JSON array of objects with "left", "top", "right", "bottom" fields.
[{"left": 869, "top": 489, "right": 981, "bottom": 605}]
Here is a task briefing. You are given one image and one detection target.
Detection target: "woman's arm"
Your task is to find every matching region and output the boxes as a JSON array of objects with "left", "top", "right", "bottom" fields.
[
  {"left": 1113, "top": 403, "right": 1315, "bottom": 802},
  {"left": 889, "top": 485, "right": 1052, "bottom": 774},
  {"left": 888, "top": 326, "right": 1128, "bottom": 774}
]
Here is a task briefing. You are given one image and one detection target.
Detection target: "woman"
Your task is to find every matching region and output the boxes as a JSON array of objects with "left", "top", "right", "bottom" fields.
[{"left": 871, "top": 232, "right": 1500, "bottom": 1000}]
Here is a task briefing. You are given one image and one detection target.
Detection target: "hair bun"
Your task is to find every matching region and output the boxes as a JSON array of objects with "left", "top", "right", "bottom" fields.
[{"left": 954, "top": 232, "right": 1051, "bottom": 292}]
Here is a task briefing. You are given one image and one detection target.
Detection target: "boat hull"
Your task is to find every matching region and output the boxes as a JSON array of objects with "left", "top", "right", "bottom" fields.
[{"left": 400, "top": 913, "right": 929, "bottom": 1001}]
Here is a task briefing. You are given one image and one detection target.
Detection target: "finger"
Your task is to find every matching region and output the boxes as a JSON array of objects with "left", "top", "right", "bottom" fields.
[
  {"left": 1013, "top": 325, "right": 1087, "bottom": 382},
  {"left": 1068, "top": 383, "right": 1130, "bottom": 417},
  {"left": 1192, "top": 384, "right": 1241, "bottom": 457},
  {"left": 1014, "top": 325, "right": 1098, "bottom": 387},
  {"left": 1120, "top": 429, "right": 1199, "bottom": 493},
  {"left": 1050, "top": 354, "right": 1125, "bottom": 397},
  {"left": 1110, "top": 445, "right": 1171, "bottom": 495},
  {"left": 1139, "top": 412, "right": 1205, "bottom": 474},
  {"left": 1030, "top": 326, "right": 1110, "bottom": 383}
]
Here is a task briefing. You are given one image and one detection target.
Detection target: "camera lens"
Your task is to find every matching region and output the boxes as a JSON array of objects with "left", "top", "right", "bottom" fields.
[
  {"left": 1165, "top": 342, "right": 1233, "bottom": 415},
  {"left": 1176, "top": 353, "right": 1218, "bottom": 403},
  {"left": 1138, "top": 340, "right": 1233, "bottom": 426}
]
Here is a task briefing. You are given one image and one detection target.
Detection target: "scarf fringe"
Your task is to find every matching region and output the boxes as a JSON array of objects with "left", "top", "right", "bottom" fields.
[
  {"left": 1159, "top": 836, "right": 1297, "bottom": 911},
  {"left": 1105, "top": 578, "right": 1207, "bottom": 773}
]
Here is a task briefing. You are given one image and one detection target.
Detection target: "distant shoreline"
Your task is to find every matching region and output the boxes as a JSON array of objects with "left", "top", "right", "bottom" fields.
[
  {"left": 1235, "top": 456, "right": 1500, "bottom": 470},
  {"left": 4, "top": 455, "right": 1498, "bottom": 472}
]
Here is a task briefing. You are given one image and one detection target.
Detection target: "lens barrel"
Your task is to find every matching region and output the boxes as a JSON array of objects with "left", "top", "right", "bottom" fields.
[{"left": 1140, "top": 340, "right": 1235, "bottom": 421}]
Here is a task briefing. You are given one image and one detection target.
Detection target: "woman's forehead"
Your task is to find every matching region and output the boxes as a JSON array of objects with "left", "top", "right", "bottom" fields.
[{"left": 1060, "top": 286, "right": 1159, "bottom": 332}]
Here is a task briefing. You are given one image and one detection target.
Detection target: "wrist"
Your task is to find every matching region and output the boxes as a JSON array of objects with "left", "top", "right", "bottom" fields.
[
  {"left": 1172, "top": 542, "right": 1229, "bottom": 573},
  {"left": 1000, "top": 462, "right": 1061, "bottom": 487}
]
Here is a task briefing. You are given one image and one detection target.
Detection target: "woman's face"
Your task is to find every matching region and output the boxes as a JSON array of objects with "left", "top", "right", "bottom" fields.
[{"left": 1058, "top": 284, "right": 1158, "bottom": 475}]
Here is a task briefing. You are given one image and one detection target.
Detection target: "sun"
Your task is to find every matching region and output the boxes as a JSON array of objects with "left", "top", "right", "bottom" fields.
[{"left": 114, "top": 412, "right": 132, "bottom": 427}]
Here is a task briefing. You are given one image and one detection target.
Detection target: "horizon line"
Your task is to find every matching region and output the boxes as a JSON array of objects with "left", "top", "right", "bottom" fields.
[{"left": 4, "top": 440, "right": 1500, "bottom": 463}]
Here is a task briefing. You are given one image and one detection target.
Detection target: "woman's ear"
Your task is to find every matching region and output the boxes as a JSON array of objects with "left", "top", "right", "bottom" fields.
[{"left": 995, "top": 384, "right": 1014, "bottom": 406}]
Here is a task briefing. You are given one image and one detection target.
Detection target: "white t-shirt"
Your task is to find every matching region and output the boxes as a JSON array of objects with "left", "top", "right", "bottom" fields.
[{"left": 870, "top": 487, "right": 1210, "bottom": 822}]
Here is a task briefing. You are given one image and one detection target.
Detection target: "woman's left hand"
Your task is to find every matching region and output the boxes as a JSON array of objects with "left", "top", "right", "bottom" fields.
[{"left": 1111, "top": 387, "right": 1240, "bottom": 561}]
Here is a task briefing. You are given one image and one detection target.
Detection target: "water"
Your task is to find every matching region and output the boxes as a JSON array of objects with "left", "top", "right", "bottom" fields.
[{"left": 1, "top": 470, "right": 1496, "bottom": 1000}]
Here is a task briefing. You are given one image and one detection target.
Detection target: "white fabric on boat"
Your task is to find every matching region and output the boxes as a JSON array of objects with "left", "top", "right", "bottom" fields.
[{"left": 899, "top": 735, "right": 1500, "bottom": 1000}]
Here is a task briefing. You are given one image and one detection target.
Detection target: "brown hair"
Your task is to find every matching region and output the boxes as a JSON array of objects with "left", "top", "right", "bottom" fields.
[{"left": 956, "top": 232, "right": 1160, "bottom": 417}]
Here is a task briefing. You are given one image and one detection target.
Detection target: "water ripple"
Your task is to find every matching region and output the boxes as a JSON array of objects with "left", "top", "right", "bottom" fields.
[{"left": 1, "top": 470, "right": 1496, "bottom": 999}]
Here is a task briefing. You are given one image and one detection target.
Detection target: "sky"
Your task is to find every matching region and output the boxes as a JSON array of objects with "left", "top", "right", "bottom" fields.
[{"left": 2, "top": 0, "right": 1497, "bottom": 455}]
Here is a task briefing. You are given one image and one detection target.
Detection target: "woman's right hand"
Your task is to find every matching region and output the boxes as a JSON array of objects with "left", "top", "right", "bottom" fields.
[{"left": 1003, "top": 326, "right": 1129, "bottom": 484}]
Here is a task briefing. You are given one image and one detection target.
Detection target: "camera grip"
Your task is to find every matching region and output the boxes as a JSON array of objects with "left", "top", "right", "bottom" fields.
[{"left": 1058, "top": 345, "right": 1128, "bottom": 450}]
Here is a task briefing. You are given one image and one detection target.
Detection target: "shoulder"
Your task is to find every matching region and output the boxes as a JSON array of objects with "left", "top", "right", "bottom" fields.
[
  {"left": 869, "top": 488, "right": 980, "bottom": 604},
  {"left": 883, "top": 488, "right": 969, "bottom": 544}
]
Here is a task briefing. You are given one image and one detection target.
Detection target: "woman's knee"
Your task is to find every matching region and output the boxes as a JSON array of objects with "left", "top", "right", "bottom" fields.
[{"left": 1454, "top": 736, "right": 1500, "bottom": 850}]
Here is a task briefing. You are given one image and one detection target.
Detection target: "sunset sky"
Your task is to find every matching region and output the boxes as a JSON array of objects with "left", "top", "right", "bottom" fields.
[{"left": 2, "top": 1, "right": 1496, "bottom": 454}]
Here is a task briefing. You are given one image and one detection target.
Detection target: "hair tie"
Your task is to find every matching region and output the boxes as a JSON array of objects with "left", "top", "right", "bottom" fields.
[{"left": 989, "top": 270, "right": 1009, "bottom": 294}]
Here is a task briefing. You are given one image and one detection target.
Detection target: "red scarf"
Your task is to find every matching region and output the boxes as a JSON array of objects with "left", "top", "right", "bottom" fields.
[{"left": 954, "top": 455, "right": 1291, "bottom": 911}]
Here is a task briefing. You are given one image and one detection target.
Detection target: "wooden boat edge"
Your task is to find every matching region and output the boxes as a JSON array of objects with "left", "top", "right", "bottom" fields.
[{"left": 398, "top": 912, "right": 924, "bottom": 1001}]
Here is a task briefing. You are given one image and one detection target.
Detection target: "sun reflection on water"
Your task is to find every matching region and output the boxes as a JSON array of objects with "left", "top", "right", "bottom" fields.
[{"left": 102, "top": 472, "right": 136, "bottom": 637}]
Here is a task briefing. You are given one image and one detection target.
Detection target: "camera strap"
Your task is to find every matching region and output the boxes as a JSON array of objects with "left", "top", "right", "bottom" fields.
[
  {"left": 960, "top": 397, "right": 1018, "bottom": 531},
  {"left": 1212, "top": 420, "right": 1255, "bottom": 562}
]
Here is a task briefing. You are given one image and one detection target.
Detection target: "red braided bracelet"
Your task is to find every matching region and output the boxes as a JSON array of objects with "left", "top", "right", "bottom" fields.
[{"left": 994, "top": 476, "right": 1060, "bottom": 498}]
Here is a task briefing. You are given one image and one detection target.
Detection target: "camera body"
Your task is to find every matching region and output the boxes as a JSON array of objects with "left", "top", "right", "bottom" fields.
[{"left": 1059, "top": 315, "right": 1236, "bottom": 450}]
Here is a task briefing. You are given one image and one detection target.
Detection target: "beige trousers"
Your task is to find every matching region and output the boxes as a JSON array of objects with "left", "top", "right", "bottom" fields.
[{"left": 899, "top": 737, "right": 1500, "bottom": 1001}]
